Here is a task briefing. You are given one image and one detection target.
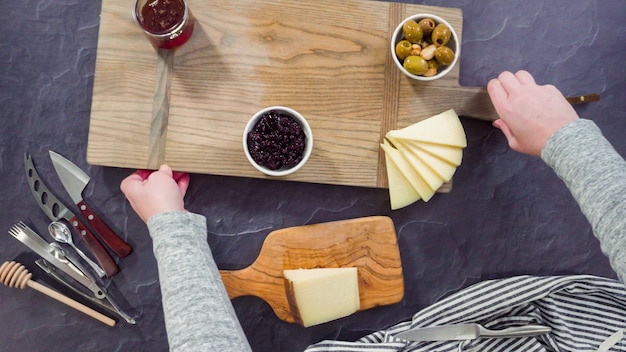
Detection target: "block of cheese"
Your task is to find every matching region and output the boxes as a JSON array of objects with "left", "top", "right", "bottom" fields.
[
  {"left": 283, "top": 268, "right": 360, "bottom": 327},
  {"left": 406, "top": 140, "right": 463, "bottom": 167},
  {"left": 386, "top": 109, "right": 467, "bottom": 148},
  {"left": 395, "top": 139, "right": 458, "bottom": 182},
  {"left": 380, "top": 140, "right": 436, "bottom": 202},
  {"left": 384, "top": 146, "right": 421, "bottom": 209}
]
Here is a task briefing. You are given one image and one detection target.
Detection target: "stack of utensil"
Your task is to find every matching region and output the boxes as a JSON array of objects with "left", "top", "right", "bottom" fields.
[
  {"left": 4, "top": 151, "right": 137, "bottom": 325},
  {"left": 8, "top": 221, "right": 135, "bottom": 324}
]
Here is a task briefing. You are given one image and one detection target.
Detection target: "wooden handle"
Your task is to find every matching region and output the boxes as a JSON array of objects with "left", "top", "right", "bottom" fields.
[
  {"left": 28, "top": 280, "right": 116, "bottom": 327},
  {"left": 220, "top": 267, "right": 275, "bottom": 300},
  {"left": 69, "top": 216, "right": 120, "bottom": 277},
  {"left": 78, "top": 200, "right": 133, "bottom": 258},
  {"left": 566, "top": 93, "right": 600, "bottom": 105},
  {"left": 219, "top": 270, "right": 244, "bottom": 299},
  {"left": 220, "top": 267, "right": 293, "bottom": 322}
]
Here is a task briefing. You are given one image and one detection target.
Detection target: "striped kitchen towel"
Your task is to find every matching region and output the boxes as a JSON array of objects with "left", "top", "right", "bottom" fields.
[{"left": 305, "top": 275, "right": 626, "bottom": 352}]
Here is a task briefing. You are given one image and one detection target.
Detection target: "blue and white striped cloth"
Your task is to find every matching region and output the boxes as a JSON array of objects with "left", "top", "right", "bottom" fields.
[{"left": 305, "top": 275, "right": 626, "bottom": 351}]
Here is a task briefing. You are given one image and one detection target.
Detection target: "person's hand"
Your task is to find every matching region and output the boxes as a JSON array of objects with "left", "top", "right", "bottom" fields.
[
  {"left": 487, "top": 70, "right": 579, "bottom": 156},
  {"left": 120, "top": 164, "right": 191, "bottom": 223}
]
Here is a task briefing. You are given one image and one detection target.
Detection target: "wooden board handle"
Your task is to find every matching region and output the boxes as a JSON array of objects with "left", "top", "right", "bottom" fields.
[
  {"left": 219, "top": 267, "right": 296, "bottom": 323},
  {"left": 220, "top": 267, "right": 278, "bottom": 300}
]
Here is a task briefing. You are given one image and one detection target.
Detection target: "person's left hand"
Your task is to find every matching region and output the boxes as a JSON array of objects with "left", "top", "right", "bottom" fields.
[{"left": 120, "top": 164, "right": 190, "bottom": 223}]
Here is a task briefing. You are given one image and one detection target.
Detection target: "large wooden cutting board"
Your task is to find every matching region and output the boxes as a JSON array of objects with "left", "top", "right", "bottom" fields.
[
  {"left": 218, "top": 216, "right": 404, "bottom": 325},
  {"left": 88, "top": 0, "right": 496, "bottom": 188}
]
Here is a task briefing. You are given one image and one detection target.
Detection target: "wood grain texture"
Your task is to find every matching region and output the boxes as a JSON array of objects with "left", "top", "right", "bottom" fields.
[
  {"left": 377, "top": 2, "right": 405, "bottom": 189},
  {"left": 219, "top": 216, "right": 404, "bottom": 325},
  {"left": 88, "top": 0, "right": 497, "bottom": 188},
  {"left": 148, "top": 49, "right": 174, "bottom": 168}
]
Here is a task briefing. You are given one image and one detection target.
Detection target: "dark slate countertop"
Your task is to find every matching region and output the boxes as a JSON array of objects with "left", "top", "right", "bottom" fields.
[{"left": 1, "top": 1, "right": 624, "bottom": 351}]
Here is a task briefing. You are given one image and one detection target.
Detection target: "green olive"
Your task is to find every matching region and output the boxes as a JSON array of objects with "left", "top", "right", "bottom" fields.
[
  {"left": 434, "top": 46, "right": 455, "bottom": 66},
  {"left": 402, "top": 20, "right": 423, "bottom": 43},
  {"left": 395, "top": 40, "right": 412, "bottom": 61},
  {"left": 403, "top": 55, "right": 428, "bottom": 75},
  {"left": 418, "top": 18, "right": 436, "bottom": 35},
  {"left": 431, "top": 23, "right": 451, "bottom": 46}
]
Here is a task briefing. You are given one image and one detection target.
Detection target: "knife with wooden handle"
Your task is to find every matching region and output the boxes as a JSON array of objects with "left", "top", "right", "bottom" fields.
[
  {"left": 24, "top": 153, "right": 120, "bottom": 277},
  {"left": 566, "top": 93, "right": 600, "bottom": 105},
  {"left": 49, "top": 151, "right": 132, "bottom": 258},
  {"left": 395, "top": 323, "right": 551, "bottom": 342}
]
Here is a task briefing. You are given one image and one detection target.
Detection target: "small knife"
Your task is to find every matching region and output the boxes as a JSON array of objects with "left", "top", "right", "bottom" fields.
[
  {"left": 49, "top": 151, "right": 132, "bottom": 258},
  {"left": 395, "top": 323, "right": 551, "bottom": 342},
  {"left": 24, "top": 153, "right": 119, "bottom": 277}
]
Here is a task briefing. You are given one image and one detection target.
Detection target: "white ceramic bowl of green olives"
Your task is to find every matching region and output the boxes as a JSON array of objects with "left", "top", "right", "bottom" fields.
[{"left": 391, "top": 14, "right": 459, "bottom": 81}]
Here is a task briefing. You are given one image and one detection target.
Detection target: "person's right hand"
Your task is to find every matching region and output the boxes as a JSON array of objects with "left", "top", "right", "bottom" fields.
[
  {"left": 487, "top": 70, "right": 580, "bottom": 156},
  {"left": 120, "top": 164, "right": 190, "bottom": 223}
]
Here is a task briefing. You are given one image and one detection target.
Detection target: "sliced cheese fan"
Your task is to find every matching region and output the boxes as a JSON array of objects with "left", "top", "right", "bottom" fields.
[{"left": 382, "top": 109, "right": 466, "bottom": 209}]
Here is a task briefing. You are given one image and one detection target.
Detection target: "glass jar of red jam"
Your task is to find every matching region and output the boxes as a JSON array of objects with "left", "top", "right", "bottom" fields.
[{"left": 133, "top": 0, "right": 195, "bottom": 49}]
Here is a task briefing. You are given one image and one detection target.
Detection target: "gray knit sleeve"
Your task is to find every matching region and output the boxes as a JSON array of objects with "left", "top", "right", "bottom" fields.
[
  {"left": 542, "top": 119, "right": 626, "bottom": 282},
  {"left": 147, "top": 211, "right": 252, "bottom": 352}
]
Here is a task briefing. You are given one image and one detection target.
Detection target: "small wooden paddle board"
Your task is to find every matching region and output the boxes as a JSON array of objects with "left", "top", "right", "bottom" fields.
[{"left": 219, "top": 216, "right": 404, "bottom": 325}]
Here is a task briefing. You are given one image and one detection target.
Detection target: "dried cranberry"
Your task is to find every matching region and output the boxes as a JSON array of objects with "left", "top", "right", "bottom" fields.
[{"left": 247, "top": 110, "right": 306, "bottom": 171}]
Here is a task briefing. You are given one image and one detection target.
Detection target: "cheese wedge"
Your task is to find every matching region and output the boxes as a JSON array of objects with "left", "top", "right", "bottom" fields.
[
  {"left": 387, "top": 137, "right": 444, "bottom": 191},
  {"left": 384, "top": 146, "right": 421, "bottom": 209},
  {"left": 405, "top": 140, "right": 463, "bottom": 167},
  {"left": 395, "top": 139, "right": 458, "bottom": 182},
  {"left": 380, "top": 140, "right": 435, "bottom": 202},
  {"left": 386, "top": 109, "right": 467, "bottom": 148},
  {"left": 284, "top": 268, "right": 360, "bottom": 327}
]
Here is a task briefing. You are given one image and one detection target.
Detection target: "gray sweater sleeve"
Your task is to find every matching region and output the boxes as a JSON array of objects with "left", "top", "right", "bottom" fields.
[
  {"left": 542, "top": 119, "right": 626, "bottom": 282},
  {"left": 147, "top": 211, "right": 252, "bottom": 352}
]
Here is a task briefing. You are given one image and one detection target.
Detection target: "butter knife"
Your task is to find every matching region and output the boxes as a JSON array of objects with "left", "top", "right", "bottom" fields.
[{"left": 395, "top": 323, "right": 551, "bottom": 342}]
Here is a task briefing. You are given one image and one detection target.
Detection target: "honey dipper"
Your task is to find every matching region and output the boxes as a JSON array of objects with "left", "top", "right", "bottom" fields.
[{"left": 0, "top": 261, "right": 116, "bottom": 326}]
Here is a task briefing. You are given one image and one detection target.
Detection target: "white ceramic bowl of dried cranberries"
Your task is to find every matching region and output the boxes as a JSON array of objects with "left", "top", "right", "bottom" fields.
[{"left": 243, "top": 106, "right": 313, "bottom": 177}]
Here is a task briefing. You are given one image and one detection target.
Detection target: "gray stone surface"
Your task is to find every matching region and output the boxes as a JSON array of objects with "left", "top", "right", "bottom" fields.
[{"left": 0, "top": 0, "right": 624, "bottom": 351}]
